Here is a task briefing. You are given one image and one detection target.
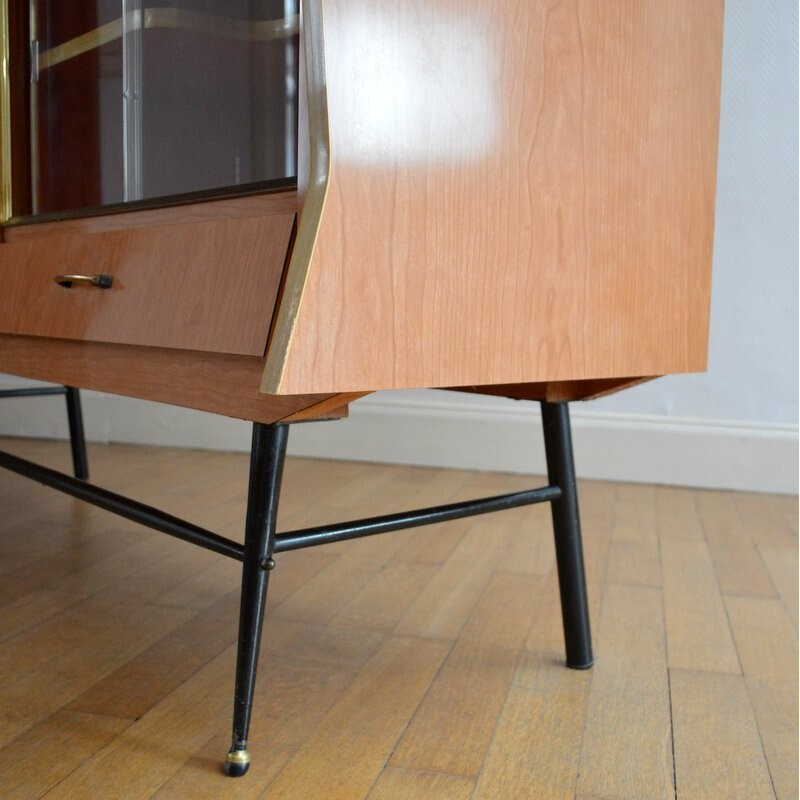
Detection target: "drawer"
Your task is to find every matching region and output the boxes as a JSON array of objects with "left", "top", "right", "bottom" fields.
[{"left": 0, "top": 213, "right": 294, "bottom": 356}]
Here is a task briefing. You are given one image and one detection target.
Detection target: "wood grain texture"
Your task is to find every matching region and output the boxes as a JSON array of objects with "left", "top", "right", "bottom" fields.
[
  {"left": 389, "top": 571, "right": 542, "bottom": 776},
  {"left": 724, "top": 595, "right": 799, "bottom": 800},
  {"left": 264, "top": 635, "right": 450, "bottom": 800},
  {"left": 272, "top": 466, "right": 478, "bottom": 626},
  {"left": 0, "top": 709, "right": 129, "bottom": 800},
  {"left": 758, "top": 544, "right": 799, "bottom": 630},
  {"left": 771, "top": 494, "right": 799, "bottom": 536},
  {"left": 734, "top": 491, "right": 798, "bottom": 550},
  {"left": 0, "top": 439, "right": 795, "bottom": 799},
  {"left": 0, "top": 597, "right": 192, "bottom": 749},
  {"left": 393, "top": 518, "right": 518, "bottom": 641},
  {"left": 451, "top": 377, "right": 657, "bottom": 403},
  {"left": 655, "top": 486, "right": 705, "bottom": 543},
  {"left": 247, "top": 623, "right": 386, "bottom": 751},
  {"left": 151, "top": 735, "right": 293, "bottom": 800},
  {"left": 472, "top": 650, "right": 590, "bottom": 800},
  {"left": 39, "top": 644, "right": 243, "bottom": 798},
  {"left": 366, "top": 768, "right": 474, "bottom": 800},
  {"left": 0, "top": 214, "right": 294, "bottom": 356},
  {"left": 3, "top": 191, "right": 299, "bottom": 239},
  {"left": 671, "top": 670, "right": 775, "bottom": 800},
  {"left": 606, "top": 484, "right": 661, "bottom": 588},
  {"left": 280, "top": 392, "right": 367, "bottom": 421},
  {"left": 660, "top": 538, "right": 741, "bottom": 674},
  {"left": 0, "top": 334, "right": 356, "bottom": 423},
  {"left": 575, "top": 584, "right": 673, "bottom": 800},
  {"left": 267, "top": 0, "right": 723, "bottom": 393},
  {"left": 695, "top": 490, "right": 776, "bottom": 597}
]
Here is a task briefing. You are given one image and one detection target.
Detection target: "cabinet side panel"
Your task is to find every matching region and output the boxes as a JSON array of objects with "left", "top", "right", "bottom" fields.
[{"left": 269, "top": 0, "right": 722, "bottom": 393}]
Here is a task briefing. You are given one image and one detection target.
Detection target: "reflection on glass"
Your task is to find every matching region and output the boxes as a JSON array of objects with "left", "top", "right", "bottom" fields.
[{"left": 26, "top": 0, "right": 298, "bottom": 216}]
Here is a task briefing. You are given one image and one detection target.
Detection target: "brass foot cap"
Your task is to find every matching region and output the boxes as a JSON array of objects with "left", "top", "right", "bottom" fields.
[{"left": 224, "top": 748, "right": 251, "bottom": 778}]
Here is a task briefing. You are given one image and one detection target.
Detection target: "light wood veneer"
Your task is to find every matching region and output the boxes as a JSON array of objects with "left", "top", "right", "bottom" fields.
[
  {"left": 451, "top": 377, "right": 656, "bottom": 404},
  {"left": 0, "top": 0, "right": 724, "bottom": 413},
  {"left": 0, "top": 335, "right": 359, "bottom": 423},
  {"left": 0, "top": 214, "right": 294, "bottom": 356},
  {"left": 2, "top": 191, "right": 299, "bottom": 239},
  {"left": 264, "top": 0, "right": 723, "bottom": 394},
  {"left": 0, "top": 444, "right": 793, "bottom": 798}
]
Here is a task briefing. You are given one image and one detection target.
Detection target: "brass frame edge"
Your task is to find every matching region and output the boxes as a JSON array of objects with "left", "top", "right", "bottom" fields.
[
  {"left": 39, "top": 9, "right": 301, "bottom": 72},
  {"left": 261, "top": 0, "right": 330, "bottom": 395},
  {"left": 0, "top": 0, "right": 12, "bottom": 223}
]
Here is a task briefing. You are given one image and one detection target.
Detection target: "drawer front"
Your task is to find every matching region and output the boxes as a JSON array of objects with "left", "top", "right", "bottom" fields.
[{"left": 0, "top": 213, "right": 294, "bottom": 356}]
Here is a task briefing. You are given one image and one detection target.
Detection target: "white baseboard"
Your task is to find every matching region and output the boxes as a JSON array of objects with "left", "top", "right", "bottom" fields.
[{"left": 0, "top": 380, "right": 796, "bottom": 494}]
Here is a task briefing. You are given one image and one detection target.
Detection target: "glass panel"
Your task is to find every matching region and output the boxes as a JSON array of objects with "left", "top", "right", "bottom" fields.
[{"left": 18, "top": 0, "right": 298, "bottom": 217}]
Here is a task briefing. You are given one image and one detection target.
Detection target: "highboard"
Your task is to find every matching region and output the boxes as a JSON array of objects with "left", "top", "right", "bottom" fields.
[{"left": 0, "top": 0, "right": 723, "bottom": 777}]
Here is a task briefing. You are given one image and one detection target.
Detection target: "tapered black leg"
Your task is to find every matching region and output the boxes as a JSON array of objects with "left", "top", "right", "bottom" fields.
[
  {"left": 541, "top": 401, "right": 593, "bottom": 669},
  {"left": 64, "top": 387, "right": 89, "bottom": 480},
  {"left": 225, "top": 422, "right": 289, "bottom": 777}
]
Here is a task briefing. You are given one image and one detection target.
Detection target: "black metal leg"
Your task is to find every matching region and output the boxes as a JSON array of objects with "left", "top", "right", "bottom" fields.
[
  {"left": 64, "top": 387, "right": 89, "bottom": 480},
  {"left": 225, "top": 422, "right": 289, "bottom": 777},
  {"left": 541, "top": 401, "right": 593, "bottom": 669}
]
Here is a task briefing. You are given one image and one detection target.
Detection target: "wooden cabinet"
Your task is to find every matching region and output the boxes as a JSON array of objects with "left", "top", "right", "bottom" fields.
[
  {"left": 0, "top": 3, "right": 727, "bottom": 779},
  {"left": 0, "top": 0, "right": 725, "bottom": 420}
]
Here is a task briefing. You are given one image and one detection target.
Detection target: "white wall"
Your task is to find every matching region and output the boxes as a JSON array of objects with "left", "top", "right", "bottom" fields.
[
  {"left": 592, "top": 0, "right": 798, "bottom": 427},
  {"left": 1, "top": 0, "right": 797, "bottom": 493}
]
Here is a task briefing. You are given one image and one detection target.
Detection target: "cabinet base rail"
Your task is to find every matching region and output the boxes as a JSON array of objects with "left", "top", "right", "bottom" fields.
[{"left": 0, "top": 400, "right": 593, "bottom": 778}]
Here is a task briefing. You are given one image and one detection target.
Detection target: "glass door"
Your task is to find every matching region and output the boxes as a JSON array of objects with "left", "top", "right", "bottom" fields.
[{"left": 2, "top": 0, "right": 299, "bottom": 222}]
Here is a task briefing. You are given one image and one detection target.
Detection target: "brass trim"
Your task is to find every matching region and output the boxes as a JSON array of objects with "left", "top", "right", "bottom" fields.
[
  {"left": 0, "top": 0, "right": 11, "bottom": 223},
  {"left": 39, "top": 9, "right": 300, "bottom": 72},
  {"left": 225, "top": 749, "right": 251, "bottom": 766},
  {"left": 260, "top": 0, "right": 329, "bottom": 394},
  {"left": 29, "top": 0, "right": 39, "bottom": 215}
]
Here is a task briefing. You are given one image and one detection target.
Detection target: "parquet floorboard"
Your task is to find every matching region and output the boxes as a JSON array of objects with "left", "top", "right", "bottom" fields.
[{"left": 0, "top": 437, "right": 794, "bottom": 799}]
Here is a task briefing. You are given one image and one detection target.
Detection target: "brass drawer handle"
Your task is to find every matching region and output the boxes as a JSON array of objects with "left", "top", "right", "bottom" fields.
[{"left": 54, "top": 274, "right": 114, "bottom": 289}]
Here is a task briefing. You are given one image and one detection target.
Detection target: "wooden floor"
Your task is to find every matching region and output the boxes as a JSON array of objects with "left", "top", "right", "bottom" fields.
[{"left": 0, "top": 437, "right": 796, "bottom": 800}]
